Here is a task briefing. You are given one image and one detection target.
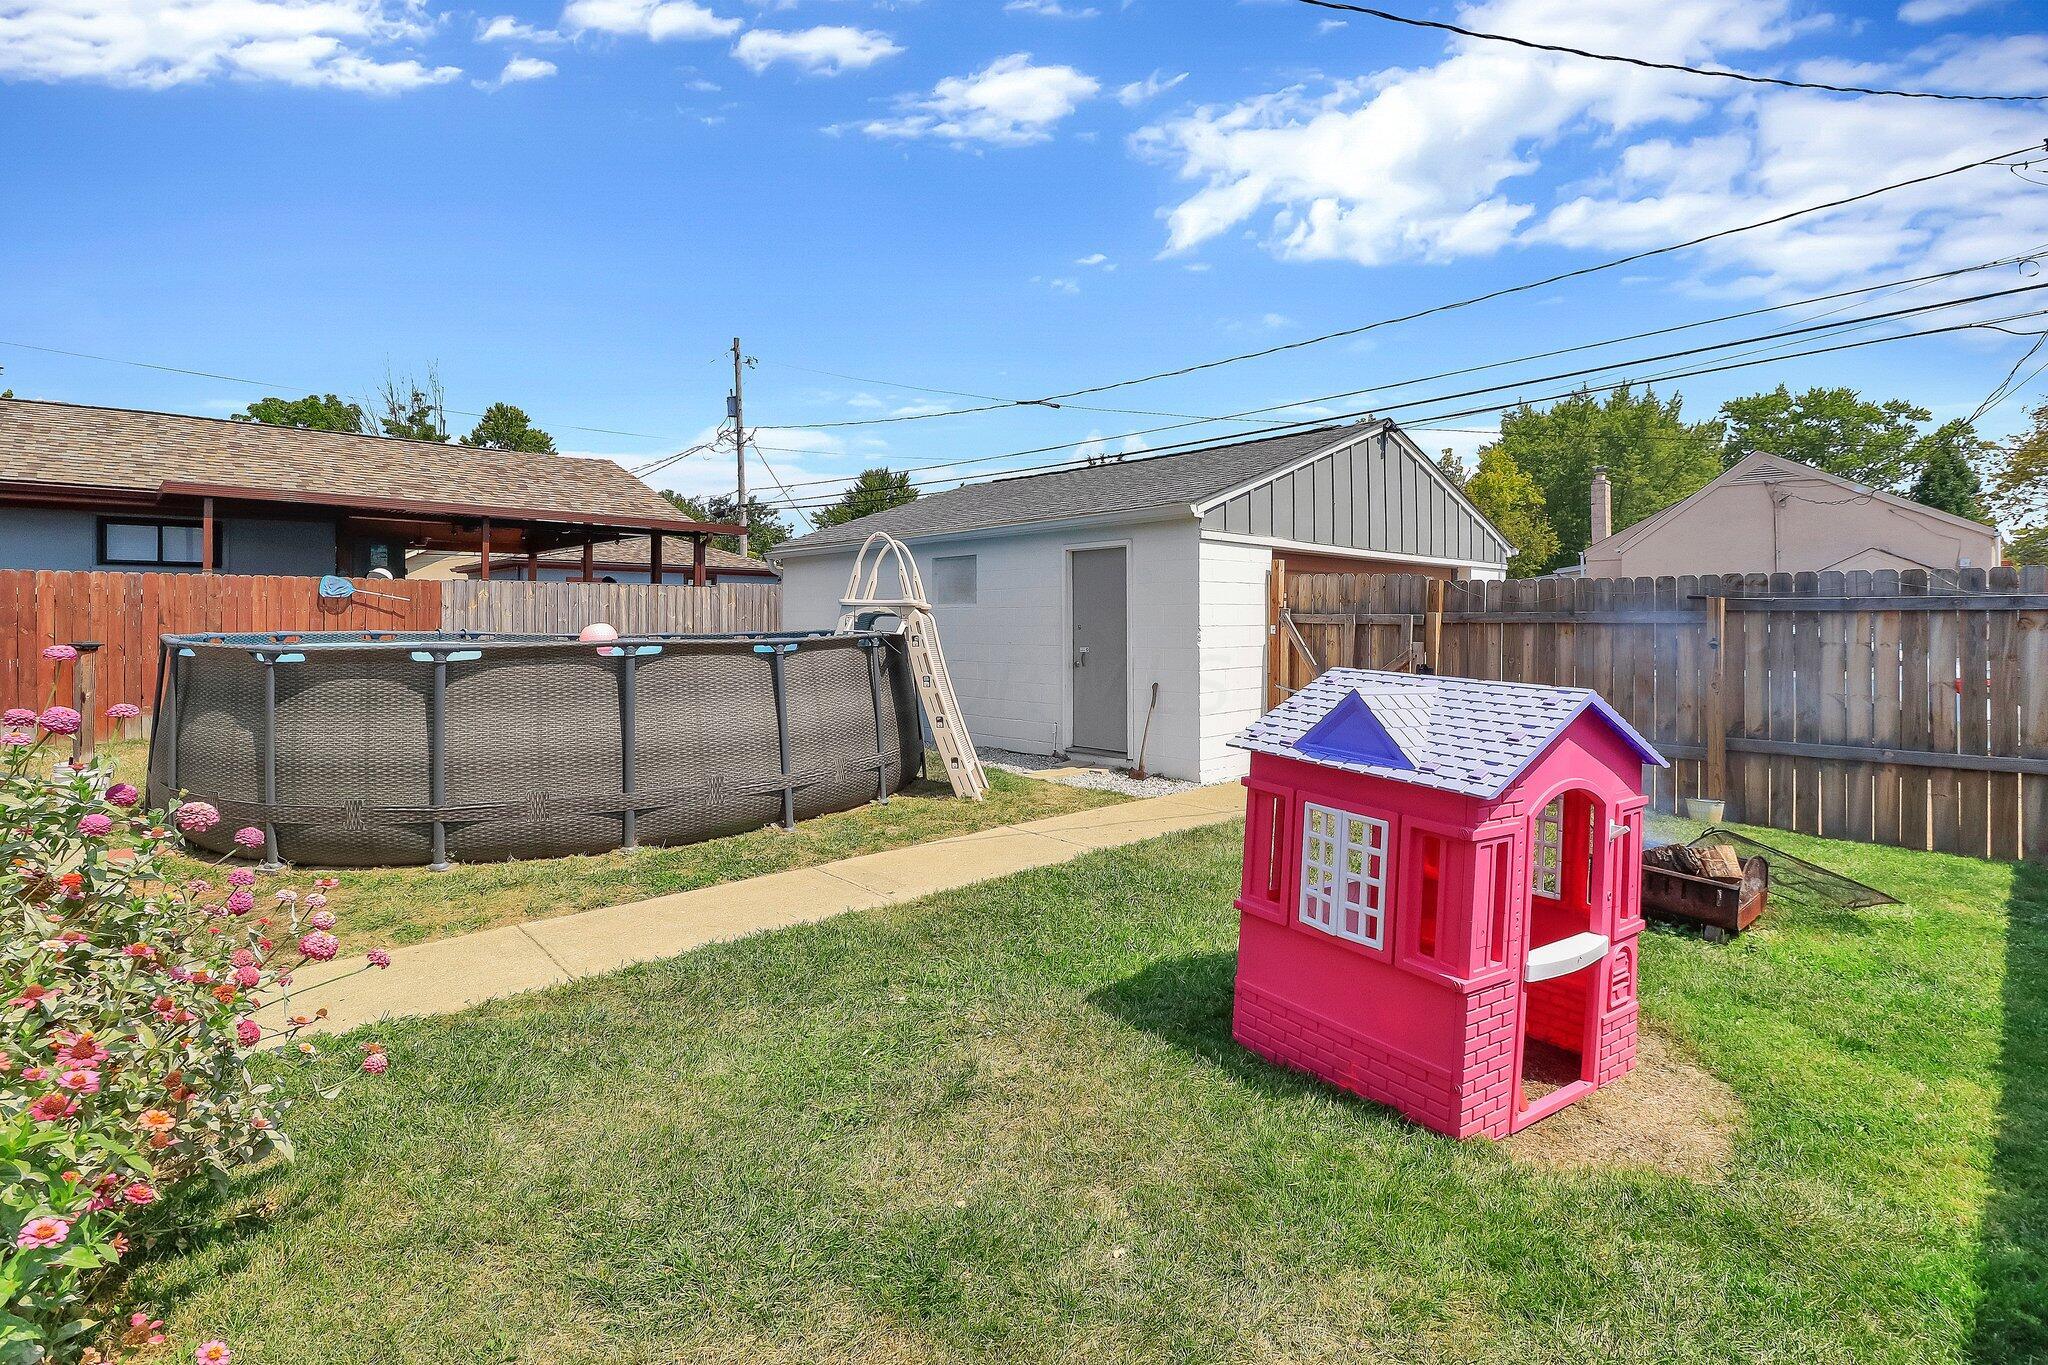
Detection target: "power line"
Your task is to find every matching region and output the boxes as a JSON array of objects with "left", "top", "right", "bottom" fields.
[
  {"left": 1295, "top": 0, "right": 2048, "bottom": 103},
  {"left": 751, "top": 304, "right": 2048, "bottom": 513},
  {"left": 758, "top": 143, "right": 2044, "bottom": 432},
  {"left": 753, "top": 357, "right": 1281, "bottom": 429},
  {"left": 759, "top": 272, "right": 2046, "bottom": 494},
  {"left": 746, "top": 442, "right": 813, "bottom": 532},
  {"left": 0, "top": 337, "right": 688, "bottom": 444}
]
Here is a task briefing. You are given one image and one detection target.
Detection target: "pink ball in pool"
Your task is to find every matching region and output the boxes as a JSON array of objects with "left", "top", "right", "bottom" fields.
[{"left": 579, "top": 622, "right": 619, "bottom": 643}]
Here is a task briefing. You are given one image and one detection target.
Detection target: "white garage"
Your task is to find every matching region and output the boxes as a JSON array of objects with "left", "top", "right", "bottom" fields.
[{"left": 771, "top": 421, "right": 1510, "bottom": 783}]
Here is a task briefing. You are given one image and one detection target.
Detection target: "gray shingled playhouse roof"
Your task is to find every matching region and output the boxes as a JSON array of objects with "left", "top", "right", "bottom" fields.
[
  {"left": 776, "top": 423, "right": 1377, "bottom": 554},
  {"left": 1232, "top": 668, "right": 1666, "bottom": 800}
]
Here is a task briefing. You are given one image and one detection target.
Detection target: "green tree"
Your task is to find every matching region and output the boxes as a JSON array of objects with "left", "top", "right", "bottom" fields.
[
  {"left": 2007, "top": 523, "right": 2048, "bottom": 566},
  {"left": 1984, "top": 399, "right": 2048, "bottom": 532},
  {"left": 814, "top": 468, "right": 918, "bottom": 528},
  {"left": 661, "top": 489, "right": 790, "bottom": 559},
  {"left": 1718, "top": 385, "right": 1940, "bottom": 489},
  {"left": 1907, "top": 420, "right": 1989, "bottom": 521},
  {"left": 1434, "top": 448, "right": 1468, "bottom": 490},
  {"left": 377, "top": 367, "right": 447, "bottom": 443},
  {"left": 1489, "top": 386, "right": 1722, "bottom": 574},
  {"left": 1463, "top": 446, "right": 1558, "bottom": 578},
  {"left": 462, "top": 402, "right": 557, "bottom": 454},
  {"left": 230, "top": 394, "right": 371, "bottom": 434}
]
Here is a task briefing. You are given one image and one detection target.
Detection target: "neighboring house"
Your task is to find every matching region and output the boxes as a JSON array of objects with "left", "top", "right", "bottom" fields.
[
  {"left": 440, "top": 536, "right": 779, "bottom": 585},
  {"left": 0, "top": 397, "right": 735, "bottom": 580},
  {"left": 772, "top": 421, "right": 1511, "bottom": 783},
  {"left": 1575, "top": 452, "right": 2002, "bottom": 579}
]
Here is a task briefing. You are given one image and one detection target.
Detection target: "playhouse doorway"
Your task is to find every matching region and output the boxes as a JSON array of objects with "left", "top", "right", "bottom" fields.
[{"left": 1512, "top": 789, "right": 1612, "bottom": 1131}]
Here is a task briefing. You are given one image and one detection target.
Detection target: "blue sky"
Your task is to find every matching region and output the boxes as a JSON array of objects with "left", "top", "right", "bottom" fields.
[{"left": 4, "top": 0, "right": 2046, "bottom": 526}]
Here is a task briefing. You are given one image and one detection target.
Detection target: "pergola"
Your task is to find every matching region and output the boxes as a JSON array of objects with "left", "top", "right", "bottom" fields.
[{"left": 156, "top": 482, "right": 744, "bottom": 586}]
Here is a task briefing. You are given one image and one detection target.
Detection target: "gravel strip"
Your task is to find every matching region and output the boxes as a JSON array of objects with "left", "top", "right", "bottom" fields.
[{"left": 979, "top": 747, "right": 1199, "bottom": 799}]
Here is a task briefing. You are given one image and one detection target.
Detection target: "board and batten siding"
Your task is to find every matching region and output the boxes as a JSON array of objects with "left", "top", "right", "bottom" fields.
[{"left": 1199, "top": 426, "right": 1509, "bottom": 569}]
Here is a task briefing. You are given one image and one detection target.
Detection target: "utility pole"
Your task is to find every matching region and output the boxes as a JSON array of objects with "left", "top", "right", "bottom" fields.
[{"left": 729, "top": 336, "right": 749, "bottom": 550}]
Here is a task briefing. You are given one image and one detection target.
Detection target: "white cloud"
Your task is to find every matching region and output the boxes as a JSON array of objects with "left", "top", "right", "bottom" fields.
[
  {"left": 560, "top": 0, "right": 738, "bottom": 41},
  {"left": 476, "top": 52, "right": 553, "bottom": 86},
  {"left": 1032, "top": 274, "right": 1080, "bottom": 293},
  {"left": 1074, "top": 251, "right": 1113, "bottom": 268},
  {"left": 1133, "top": 0, "right": 2048, "bottom": 293},
  {"left": 1897, "top": 0, "right": 2001, "bottom": 23},
  {"left": 477, "top": 14, "right": 560, "bottom": 41},
  {"left": 732, "top": 25, "right": 899, "bottom": 74},
  {"left": 0, "top": 0, "right": 462, "bottom": 88},
  {"left": 1004, "top": 0, "right": 1099, "bottom": 17},
  {"left": 864, "top": 52, "right": 1098, "bottom": 145},
  {"left": 1115, "top": 67, "right": 1183, "bottom": 106}
]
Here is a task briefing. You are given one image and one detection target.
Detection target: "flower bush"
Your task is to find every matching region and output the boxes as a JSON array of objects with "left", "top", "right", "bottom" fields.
[{"left": 1, "top": 699, "right": 389, "bottom": 1361}]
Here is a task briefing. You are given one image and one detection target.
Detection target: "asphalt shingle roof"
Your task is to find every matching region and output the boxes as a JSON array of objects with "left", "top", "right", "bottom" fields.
[
  {"left": 1232, "top": 668, "right": 1666, "bottom": 799},
  {"left": 462, "top": 537, "right": 775, "bottom": 575},
  {"left": 776, "top": 423, "right": 1377, "bottom": 554},
  {"left": 0, "top": 398, "right": 684, "bottom": 526}
]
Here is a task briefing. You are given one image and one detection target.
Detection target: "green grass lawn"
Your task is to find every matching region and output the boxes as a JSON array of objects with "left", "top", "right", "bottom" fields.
[
  {"left": 98, "top": 739, "right": 1124, "bottom": 951},
  {"left": 112, "top": 819, "right": 2043, "bottom": 1364}
]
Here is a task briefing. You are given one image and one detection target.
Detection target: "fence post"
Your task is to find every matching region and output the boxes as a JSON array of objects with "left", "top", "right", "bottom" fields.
[
  {"left": 1423, "top": 579, "right": 1444, "bottom": 674},
  {"left": 69, "top": 641, "right": 101, "bottom": 769},
  {"left": 1704, "top": 595, "right": 1727, "bottom": 801},
  {"left": 1266, "top": 558, "right": 1287, "bottom": 710}
]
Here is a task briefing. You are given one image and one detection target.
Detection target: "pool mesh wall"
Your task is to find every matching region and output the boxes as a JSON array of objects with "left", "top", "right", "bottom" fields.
[{"left": 147, "top": 631, "right": 921, "bottom": 867}]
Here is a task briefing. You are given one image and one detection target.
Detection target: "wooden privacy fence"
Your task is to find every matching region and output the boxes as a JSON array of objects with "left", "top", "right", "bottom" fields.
[
  {"left": 1273, "top": 565, "right": 2048, "bottom": 863},
  {"left": 1, "top": 569, "right": 782, "bottom": 740},
  {"left": 440, "top": 579, "right": 779, "bottom": 636}
]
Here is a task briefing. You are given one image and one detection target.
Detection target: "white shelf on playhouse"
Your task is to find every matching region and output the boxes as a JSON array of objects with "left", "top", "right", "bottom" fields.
[{"left": 1524, "top": 932, "right": 1611, "bottom": 983}]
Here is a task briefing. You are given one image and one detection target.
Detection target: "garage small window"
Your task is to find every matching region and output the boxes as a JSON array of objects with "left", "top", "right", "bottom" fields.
[{"left": 931, "top": 555, "right": 977, "bottom": 604}]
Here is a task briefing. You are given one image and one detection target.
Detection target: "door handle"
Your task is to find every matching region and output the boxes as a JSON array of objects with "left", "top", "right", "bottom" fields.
[{"left": 1075, "top": 646, "right": 1089, "bottom": 667}]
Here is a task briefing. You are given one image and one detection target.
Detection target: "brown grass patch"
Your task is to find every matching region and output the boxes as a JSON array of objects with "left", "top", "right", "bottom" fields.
[{"left": 1506, "top": 1030, "right": 1742, "bottom": 1180}]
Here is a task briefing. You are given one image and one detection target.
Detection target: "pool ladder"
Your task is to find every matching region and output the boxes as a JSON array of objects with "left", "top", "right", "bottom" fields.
[{"left": 837, "top": 532, "right": 989, "bottom": 802}]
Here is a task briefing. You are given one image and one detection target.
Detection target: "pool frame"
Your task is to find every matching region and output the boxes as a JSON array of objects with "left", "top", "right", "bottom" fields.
[{"left": 146, "top": 628, "right": 924, "bottom": 868}]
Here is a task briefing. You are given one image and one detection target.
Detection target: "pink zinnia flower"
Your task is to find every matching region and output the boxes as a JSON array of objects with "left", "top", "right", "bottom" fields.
[
  {"left": 361, "top": 1052, "right": 388, "bottom": 1075},
  {"left": 122, "top": 1182, "right": 157, "bottom": 1206},
  {"left": 76, "top": 813, "right": 114, "bottom": 837},
  {"left": 106, "top": 782, "right": 141, "bottom": 808},
  {"left": 36, "top": 707, "right": 81, "bottom": 735},
  {"left": 105, "top": 702, "right": 141, "bottom": 720},
  {"left": 226, "top": 890, "right": 255, "bottom": 916},
  {"left": 230, "top": 947, "right": 258, "bottom": 967},
  {"left": 305, "top": 892, "right": 327, "bottom": 909},
  {"left": 14, "top": 1217, "right": 68, "bottom": 1249},
  {"left": 28, "top": 1094, "right": 76, "bottom": 1122},
  {"left": 40, "top": 644, "right": 78, "bottom": 662},
  {"left": 57, "top": 1067, "right": 100, "bottom": 1093},
  {"left": 194, "top": 1341, "right": 232, "bottom": 1365},
  {"left": 306, "top": 909, "right": 336, "bottom": 931},
  {"left": 298, "top": 931, "right": 339, "bottom": 961},
  {"left": 274, "top": 888, "right": 299, "bottom": 905},
  {"left": 227, "top": 867, "right": 256, "bottom": 887},
  {"left": 2, "top": 706, "right": 34, "bottom": 726},
  {"left": 366, "top": 948, "right": 392, "bottom": 969},
  {"left": 1, "top": 733, "right": 31, "bottom": 748},
  {"left": 174, "top": 801, "right": 220, "bottom": 834},
  {"left": 234, "top": 965, "right": 260, "bottom": 988},
  {"left": 232, "top": 826, "right": 265, "bottom": 849},
  {"left": 235, "top": 1017, "right": 262, "bottom": 1046}
]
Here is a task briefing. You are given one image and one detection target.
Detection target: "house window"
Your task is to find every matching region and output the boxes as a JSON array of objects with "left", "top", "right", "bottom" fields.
[
  {"left": 1532, "top": 798, "right": 1564, "bottom": 899},
  {"left": 98, "top": 517, "right": 208, "bottom": 568},
  {"left": 1300, "top": 802, "right": 1388, "bottom": 948},
  {"left": 931, "top": 555, "right": 977, "bottom": 604}
]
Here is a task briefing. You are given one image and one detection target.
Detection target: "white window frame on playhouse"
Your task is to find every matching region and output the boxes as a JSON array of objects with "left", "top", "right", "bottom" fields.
[
  {"left": 1299, "top": 802, "right": 1389, "bottom": 949},
  {"left": 1532, "top": 797, "right": 1564, "bottom": 899}
]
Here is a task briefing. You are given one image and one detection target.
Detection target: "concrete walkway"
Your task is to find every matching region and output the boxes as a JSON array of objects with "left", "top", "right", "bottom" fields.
[{"left": 284, "top": 782, "right": 1243, "bottom": 1036}]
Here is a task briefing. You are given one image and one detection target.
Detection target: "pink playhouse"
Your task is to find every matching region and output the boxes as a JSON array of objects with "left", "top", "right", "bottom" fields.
[{"left": 1229, "top": 669, "right": 1666, "bottom": 1139}]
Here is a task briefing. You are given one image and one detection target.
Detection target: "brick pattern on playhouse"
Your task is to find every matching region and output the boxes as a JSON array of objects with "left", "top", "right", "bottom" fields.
[{"left": 1234, "top": 984, "right": 1458, "bottom": 1134}]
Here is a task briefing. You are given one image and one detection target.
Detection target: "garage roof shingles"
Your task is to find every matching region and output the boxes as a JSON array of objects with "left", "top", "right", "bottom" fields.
[
  {"left": 778, "top": 423, "right": 1377, "bottom": 553},
  {"left": 0, "top": 398, "right": 681, "bottom": 524}
]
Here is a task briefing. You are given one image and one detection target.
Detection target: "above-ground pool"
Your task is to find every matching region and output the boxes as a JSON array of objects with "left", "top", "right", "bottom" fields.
[{"left": 146, "top": 629, "right": 923, "bottom": 867}]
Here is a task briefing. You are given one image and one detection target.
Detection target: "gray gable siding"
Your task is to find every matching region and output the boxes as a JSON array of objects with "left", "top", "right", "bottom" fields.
[{"left": 1200, "top": 426, "right": 1508, "bottom": 565}]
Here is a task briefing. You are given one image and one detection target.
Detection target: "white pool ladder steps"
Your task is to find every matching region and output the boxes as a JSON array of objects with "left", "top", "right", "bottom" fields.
[{"left": 837, "top": 532, "right": 989, "bottom": 801}]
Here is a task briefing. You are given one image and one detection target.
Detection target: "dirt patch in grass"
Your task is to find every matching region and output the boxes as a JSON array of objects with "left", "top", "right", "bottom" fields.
[{"left": 1506, "top": 1031, "right": 1742, "bottom": 1180}]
